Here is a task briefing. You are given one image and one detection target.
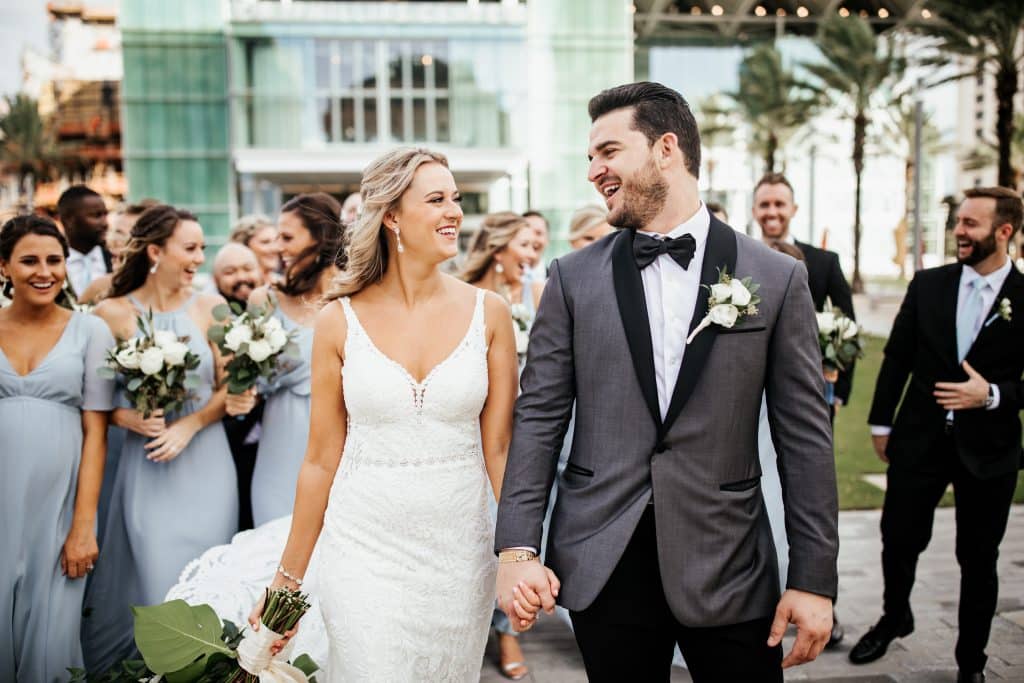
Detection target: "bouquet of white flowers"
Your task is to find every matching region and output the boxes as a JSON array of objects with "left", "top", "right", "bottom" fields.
[
  {"left": 816, "top": 298, "right": 862, "bottom": 372},
  {"left": 508, "top": 302, "right": 533, "bottom": 358},
  {"left": 97, "top": 310, "right": 201, "bottom": 418},
  {"left": 208, "top": 299, "right": 299, "bottom": 395}
]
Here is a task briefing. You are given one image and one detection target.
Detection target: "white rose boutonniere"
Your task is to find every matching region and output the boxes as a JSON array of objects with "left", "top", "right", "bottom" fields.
[
  {"left": 999, "top": 297, "right": 1012, "bottom": 322},
  {"left": 686, "top": 268, "right": 761, "bottom": 344}
]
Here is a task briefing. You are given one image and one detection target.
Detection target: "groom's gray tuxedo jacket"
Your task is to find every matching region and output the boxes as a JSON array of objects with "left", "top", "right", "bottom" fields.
[{"left": 495, "top": 217, "right": 839, "bottom": 627}]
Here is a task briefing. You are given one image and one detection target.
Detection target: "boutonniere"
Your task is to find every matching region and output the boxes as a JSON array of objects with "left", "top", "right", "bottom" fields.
[
  {"left": 686, "top": 268, "right": 761, "bottom": 344},
  {"left": 984, "top": 297, "right": 1013, "bottom": 328}
]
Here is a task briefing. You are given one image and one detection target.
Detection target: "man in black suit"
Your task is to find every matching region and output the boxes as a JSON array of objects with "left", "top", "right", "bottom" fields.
[
  {"left": 58, "top": 185, "right": 112, "bottom": 297},
  {"left": 752, "top": 172, "right": 854, "bottom": 648},
  {"left": 213, "top": 242, "right": 265, "bottom": 530},
  {"left": 753, "top": 173, "right": 857, "bottom": 410},
  {"left": 851, "top": 187, "right": 1024, "bottom": 683}
]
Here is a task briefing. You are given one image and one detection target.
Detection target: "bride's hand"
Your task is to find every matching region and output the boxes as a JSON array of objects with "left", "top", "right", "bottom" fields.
[{"left": 248, "top": 586, "right": 301, "bottom": 655}]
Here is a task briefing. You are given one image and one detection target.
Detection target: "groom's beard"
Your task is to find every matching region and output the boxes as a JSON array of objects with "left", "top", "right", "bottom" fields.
[
  {"left": 957, "top": 229, "right": 998, "bottom": 266},
  {"left": 607, "top": 157, "right": 669, "bottom": 232}
]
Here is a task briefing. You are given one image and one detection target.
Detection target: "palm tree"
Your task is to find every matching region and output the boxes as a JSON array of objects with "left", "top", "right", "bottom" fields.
[
  {"left": 0, "top": 94, "right": 55, "bottom": 197},
  {"left": 696, "top": 94, "right": 736, "bottom": 196},
  {"left": 730, "top": 43, "right": 820, "bottom": 174},
  {"left": 911, "top": 0, "right": 1024, "bottom": 188},
  {"left": 802, "top": 15, "right": 907, "bottom": 293}
]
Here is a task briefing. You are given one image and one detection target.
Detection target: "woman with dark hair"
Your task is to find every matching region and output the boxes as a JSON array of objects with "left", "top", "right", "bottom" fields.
[
  {"left": 81, "top": 205, "right": 238, "bottom": 671},
  {"left": 0, "top": 215, "right": 115, "bottom": 681},
  {"left": 226, "top": 192, "right": 345, "bottom": 525}
]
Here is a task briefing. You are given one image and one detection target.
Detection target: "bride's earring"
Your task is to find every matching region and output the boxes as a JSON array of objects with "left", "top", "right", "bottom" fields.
[
  {"left": 394, "top": 225, "right": 404, "bottom": 254},
  {"left": 495, "top": 261, "right": 504, "bottom": 274},
  {"left": 150, "top": 258, "right": 160, "bottom": 275}
]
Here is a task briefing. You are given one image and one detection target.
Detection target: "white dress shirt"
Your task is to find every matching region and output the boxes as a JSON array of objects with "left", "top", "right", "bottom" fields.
[
  {"left": 870, "top": 258, "right": 1012, "bottom": 436},
  {"left": 66, "top": 245, "right": 107, "bottom": 296},
  {"left": 637, "top": 203, "right": 711, "bottom": 419}
]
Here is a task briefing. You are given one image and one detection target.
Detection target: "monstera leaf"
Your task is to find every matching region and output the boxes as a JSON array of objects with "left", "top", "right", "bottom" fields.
[{"left": 131, "top": 600, "right": 235, "bottom": 673}]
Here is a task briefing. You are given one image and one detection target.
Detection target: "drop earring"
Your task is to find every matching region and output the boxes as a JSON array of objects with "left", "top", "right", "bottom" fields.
[
  {"left": 394, "top": 225, "right": 404, "bottom": 254},
  {"left": 150, "top": 259, "right": 160, "bottom": 275},
  {"left": 495, "top": 262, "right": 504, "bottom": 274}
]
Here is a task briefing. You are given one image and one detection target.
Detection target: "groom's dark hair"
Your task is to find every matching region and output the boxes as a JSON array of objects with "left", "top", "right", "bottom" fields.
[{"left": 588, "top": 82, "right": 701, "bottom": 179}]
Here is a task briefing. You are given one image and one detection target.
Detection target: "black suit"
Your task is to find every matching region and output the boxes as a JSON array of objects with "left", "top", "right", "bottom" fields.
[
  {"left": 868, "top": 261, "right": 1024, "bottom": 672},
  {"left": 795, "top": 240, "right": 856, "bottom": 404}
]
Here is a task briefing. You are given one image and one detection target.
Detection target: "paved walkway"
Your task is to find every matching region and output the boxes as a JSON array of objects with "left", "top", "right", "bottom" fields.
[{"left": 480, "top": 506, "right": 1024, "bottom": 682}]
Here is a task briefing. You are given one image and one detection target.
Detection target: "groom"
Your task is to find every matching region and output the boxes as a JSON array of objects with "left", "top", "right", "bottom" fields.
[{"left": 495, "top": 82, "right": 839, "bottom": 682}]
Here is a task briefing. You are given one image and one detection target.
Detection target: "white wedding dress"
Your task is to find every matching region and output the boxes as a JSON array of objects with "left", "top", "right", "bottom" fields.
[{"left": 168, "top": 290, "right": 497, "bottom": 681}]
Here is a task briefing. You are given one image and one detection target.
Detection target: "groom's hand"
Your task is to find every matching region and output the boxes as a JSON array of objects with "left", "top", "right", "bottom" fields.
[
  {"left": 496, "top": 559, "right": 560, "bottom": 632},
  {"left": 767, "top": 589, "right": 832, "bottom": 668}
]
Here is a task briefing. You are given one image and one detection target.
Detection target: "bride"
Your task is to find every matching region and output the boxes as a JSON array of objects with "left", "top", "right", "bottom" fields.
[{"left": 246, "top": 147, "right": 519, "bottom": 680}]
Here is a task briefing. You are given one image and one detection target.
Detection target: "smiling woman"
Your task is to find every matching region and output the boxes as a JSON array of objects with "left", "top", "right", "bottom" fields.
[{"left": 0, "top": 215, "right": 115, "bottom": 681}]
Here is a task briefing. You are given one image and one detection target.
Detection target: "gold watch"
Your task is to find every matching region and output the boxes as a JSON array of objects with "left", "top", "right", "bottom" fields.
[{"left": 498, "top": 549, "right": 538, "bottom": 563}]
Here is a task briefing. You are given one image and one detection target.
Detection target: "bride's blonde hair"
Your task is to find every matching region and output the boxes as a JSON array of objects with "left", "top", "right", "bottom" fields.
[{"left": 326, "top": 147, "right": 449, "bottom": 300}]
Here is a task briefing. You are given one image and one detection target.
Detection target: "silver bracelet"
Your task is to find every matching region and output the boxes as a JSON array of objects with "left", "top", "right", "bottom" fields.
[{"left": 277, "top": 564, "right": 304, "bottom": 586}]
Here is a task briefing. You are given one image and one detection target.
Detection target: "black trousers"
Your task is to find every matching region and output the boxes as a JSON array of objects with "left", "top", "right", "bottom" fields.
[
  {"left": 880, "top": 437, "right": 1018, "bottom": 672},
  {"left": 570, "top": 506, "right": 782, "bottom": 683}
]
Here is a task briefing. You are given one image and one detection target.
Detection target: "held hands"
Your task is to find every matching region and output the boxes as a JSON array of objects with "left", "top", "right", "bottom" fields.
[
  {"left": 225, "top": 387, "right": 258, "bottom": 417},
  {"left": 767, "top": 589, "right": 832, "bottom": 668},
  {"left": 496, "top": 560, "right": 560, "bottom": 632},
  {"left": 145, "top": 415, "right": 201, "bottom": 462},
  {"left": 60, "top": 522, "right": 98, "bottom": 579},
  {"left": 934, "top": 361, "right": 990, "bottom": 411}
]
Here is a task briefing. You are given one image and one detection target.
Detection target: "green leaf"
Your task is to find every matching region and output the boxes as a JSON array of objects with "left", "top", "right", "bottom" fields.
[
  {"left": 183, "top": 374, "right": 202, "bottom": 390},
  {"left": 166, "top": 369, "right": 178, "bottom": 387},
  {"left": 292, "top": 653, "right": 320, "bottom": 676},
  {"left": 131, "top": 601, "right": 235, "bottom": 674},
  {"left": 230, "top": 301, "right": 244, "bottom": 316},
  {"left": 227, "top": 378, "right": 253, "bottom": 395},
  {"left": 127, "top": 377, "right": 144, "bottom": 392},
  {"left": 97, "top": 366, "right": 117, "bottom": 380},
  {"left": 211, "top": 304, "right": 232, "bottom": 322},
  {"left": 164, "top": 655, "right": 209, "bottom": 683},
  {"left": 207, "top": 325, "right": 226, "bottom": 345}
]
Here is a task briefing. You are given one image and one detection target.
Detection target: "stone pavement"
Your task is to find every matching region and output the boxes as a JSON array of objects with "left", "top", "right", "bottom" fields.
[{"left": 480, "top": 506, "right": 1024, "bottom": 682}]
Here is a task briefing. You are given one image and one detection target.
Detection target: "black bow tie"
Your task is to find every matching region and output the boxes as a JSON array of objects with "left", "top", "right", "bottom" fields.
[{"left": 633, "top": 233, "right": 697, "bottom": 270}]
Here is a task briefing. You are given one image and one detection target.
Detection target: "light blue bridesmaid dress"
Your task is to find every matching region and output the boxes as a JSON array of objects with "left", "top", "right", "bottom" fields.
[
  {"left": 250, "top": 305, "right": 314, "bottom": 526},
  {"left": 82, "top": 293, "right": 238, "bottom": 672},
  {"left": 0, "top": 312, "right": 115, "bottom": 682}
]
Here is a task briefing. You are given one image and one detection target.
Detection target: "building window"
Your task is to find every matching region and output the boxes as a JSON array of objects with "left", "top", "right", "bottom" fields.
[{"left": 976, "top": 128, "right": 984, "bottom": 139}]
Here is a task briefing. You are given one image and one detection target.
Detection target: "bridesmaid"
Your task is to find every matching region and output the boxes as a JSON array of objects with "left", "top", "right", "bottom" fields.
[
  {"left": 225, "top": 193, "right": 344, "bottom": 526},
  {"left": 0, "top": 215, "right": 114, "bottom": 681},
  {"left": 459, "top": 211, "right": 541, "bottom": 681},
  {"left": 82, "top": 205, "right": 238, "bottom": 672}
]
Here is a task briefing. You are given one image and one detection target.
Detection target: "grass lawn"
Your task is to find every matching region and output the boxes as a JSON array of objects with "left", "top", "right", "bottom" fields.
[{"left": 832, "top": 335, "right": 1024, "bottom": 510}]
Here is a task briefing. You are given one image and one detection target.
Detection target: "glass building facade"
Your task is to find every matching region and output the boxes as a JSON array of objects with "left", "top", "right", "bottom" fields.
[{"left": 119, "top": 0, "right": 634, "bottom": 250}]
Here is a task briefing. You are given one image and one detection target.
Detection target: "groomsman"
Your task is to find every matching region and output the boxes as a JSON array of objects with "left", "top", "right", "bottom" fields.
[
  {"left": 213, "top": 242, "right": 265, "bottom": 530},
  {"left": 58, "top": 185, "right": 111, "bottom": 296},
  {"left": 852, "top": 187, "right": 1024, "bottom": 683},
  {"left": 753, "top": 173, "right": 856, "bottom": 409},
  {"left": 752, "top": 172, "right": 854, "bottom": 647}
]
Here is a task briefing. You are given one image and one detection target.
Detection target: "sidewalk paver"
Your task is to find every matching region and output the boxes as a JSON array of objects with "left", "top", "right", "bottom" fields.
[{"left": 481, "top": 506, "right": 1024, "bottom": 682}]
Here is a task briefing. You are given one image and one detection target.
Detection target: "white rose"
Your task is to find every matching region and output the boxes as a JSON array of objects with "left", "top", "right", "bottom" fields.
[
  {"left": 515, "top": 328, "right": 530, "bottom": 355},
  {"left": 841, "top": 319, "right": 859, "bottom": 340},
  {"left": 162, "top": 341, "right": 190, "bottom": 366},
  {"left": 267, "top": 328, "right": 289, "bottom": 352},
  {"left": 710, "top": 283, "right": 732, "bottom": 303},
  {"left": 816, "top": 311, "right": 836, "bottom": 334},
  {"left": 153, "top": 330, "right": 178, "bottom": 349},
  {"left": 246, "top": 339, "right": 273, "bottom": 363},
  {"left": 116, "top": 346, "right": 141, "bottom": 370},
  {"left": 263, "top": 316, "right": 283, "bottom": 334},
  {"left": 224, "top": 324, "right": 253, "bottom": 352},
  {"left": 139, "top": 347, "right": 165, "bottom": 376},
  {"left": 708, "top": 303, "right": 739, "bottom": 328},
  {"left": 729, "top": 279, "right": 752, "bottom": 306}
]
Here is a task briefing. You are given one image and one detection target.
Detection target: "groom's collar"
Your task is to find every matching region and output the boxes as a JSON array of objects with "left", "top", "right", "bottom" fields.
[{"left": 637, "top": 202, "right": 710, "bottom": 245}]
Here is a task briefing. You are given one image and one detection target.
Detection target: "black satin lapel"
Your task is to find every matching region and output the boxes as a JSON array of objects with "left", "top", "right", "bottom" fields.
[
  {"left": 971, "top": 264, "right": 1024, "bottom": 352},
  {"left": 611, "top": 230, "right": 661, "bottom": 428},
  {"left": 661, "top": 217, "right": 738, "bottom": 436},
  {"left": 938, "top": 264, "right": 962, "bottom": 365}
]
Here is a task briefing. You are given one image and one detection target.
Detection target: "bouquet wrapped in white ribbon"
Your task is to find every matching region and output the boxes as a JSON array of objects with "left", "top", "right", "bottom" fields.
[
  {"left": 97, "top": 310, "right": 201, "bottom": 418},
  {"left": 208, "top": 299, "right": 299, "bottom": 395}
]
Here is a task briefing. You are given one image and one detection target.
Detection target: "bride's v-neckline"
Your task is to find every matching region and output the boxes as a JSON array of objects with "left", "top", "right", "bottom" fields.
[{"left": 345, "top": 292, "right": 481, "bottom": 388}]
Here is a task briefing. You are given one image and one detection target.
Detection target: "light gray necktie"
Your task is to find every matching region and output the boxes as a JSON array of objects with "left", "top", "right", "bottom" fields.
[{"left": 957, "top": 277, "right": 986, "bottom": 362}]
